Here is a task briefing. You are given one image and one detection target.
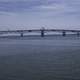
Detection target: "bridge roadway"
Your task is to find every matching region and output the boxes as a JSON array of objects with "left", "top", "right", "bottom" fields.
[{"left": 0, "top": 29, "right": 80, "bottom": 37}]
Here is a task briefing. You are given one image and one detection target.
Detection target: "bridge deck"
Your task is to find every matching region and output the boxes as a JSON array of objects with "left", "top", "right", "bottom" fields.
[
  {"left": 0, "top": 29, "right": 80, "bottom": 33},
  {"left": 0, "top": 29, "right": 80, "bottom": 37}
]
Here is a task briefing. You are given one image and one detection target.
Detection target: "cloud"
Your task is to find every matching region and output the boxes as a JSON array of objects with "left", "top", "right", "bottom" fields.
[
  {"left": 0, "top": 0, "right": 66, "bottom": 13},
  {"left": 0, "top": 0, "right": 80, "bottom": 29},
  {"left": 0, "top": 0, "right": 41, "bottom": 13}
]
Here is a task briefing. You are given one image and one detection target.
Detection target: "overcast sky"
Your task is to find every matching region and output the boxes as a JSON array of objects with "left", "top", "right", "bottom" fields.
[{"left": 0, "top": 0, "right": 80, "bottom": 30}]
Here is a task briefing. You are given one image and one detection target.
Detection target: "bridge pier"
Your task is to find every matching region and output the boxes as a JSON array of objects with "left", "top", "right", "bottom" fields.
[
  {"left": 20, "top": 33, "right": 24, "bottom": 37},
  {"left": 41, "top": 30, "right": 44, "bottom": 37},
  {"left": 77, "top": 32, "right": 80, "bottom": 37},
  {"left": 62, "top": 31, "right": 66, "bottom": 36}
]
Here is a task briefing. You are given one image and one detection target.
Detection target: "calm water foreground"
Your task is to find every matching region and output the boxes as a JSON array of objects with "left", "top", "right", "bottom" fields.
[{"left": 0, "top": 36, "right": 80, "bottom": 80}]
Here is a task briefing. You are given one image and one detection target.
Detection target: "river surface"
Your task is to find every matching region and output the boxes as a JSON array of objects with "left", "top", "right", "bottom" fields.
[{"left": 0, "top": 36, "right": 80, "bottom": 80}]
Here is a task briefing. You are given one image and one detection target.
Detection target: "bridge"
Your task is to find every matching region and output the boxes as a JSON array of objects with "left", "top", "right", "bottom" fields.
[{"left": 0, "top": 28, "right": 80, "bottom": 37}]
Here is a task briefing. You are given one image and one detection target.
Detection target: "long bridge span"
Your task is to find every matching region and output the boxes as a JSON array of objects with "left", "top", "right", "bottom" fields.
[{"left": 0, "top": 28, "right": 80, "bottom": 37}]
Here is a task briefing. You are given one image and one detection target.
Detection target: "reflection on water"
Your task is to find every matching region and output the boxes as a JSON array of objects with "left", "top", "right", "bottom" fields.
[{"left": 0, "top": 36, "right": 80, "bottom": 80}]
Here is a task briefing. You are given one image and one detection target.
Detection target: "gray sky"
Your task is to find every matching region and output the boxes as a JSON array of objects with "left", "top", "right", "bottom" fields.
[{"left": 0, "top": 0, "right": 80, "bottom": 30}]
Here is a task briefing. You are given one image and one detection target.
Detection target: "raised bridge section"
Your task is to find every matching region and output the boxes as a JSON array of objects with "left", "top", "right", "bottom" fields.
[{"left": 0, "top": 29, "right": 80, "bottom": 37}]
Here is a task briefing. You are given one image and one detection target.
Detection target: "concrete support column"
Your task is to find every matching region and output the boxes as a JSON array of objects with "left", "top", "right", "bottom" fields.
[
  {"left": 20, "top": 33, "right": 24, "bottom": 37},
  {"left": 62, "top": 31, "right": 66, "bottom": 36},
  {"left": 77, "top": 32, "right": 80, "bottom": 37},
  {"left": 41, "top": 30, "right": 44, "bottom": 37}
]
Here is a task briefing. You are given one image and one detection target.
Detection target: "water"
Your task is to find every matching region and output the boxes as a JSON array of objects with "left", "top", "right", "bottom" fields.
[{"left": 0, "top": 36, "right": 80, "bottom": 80}]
